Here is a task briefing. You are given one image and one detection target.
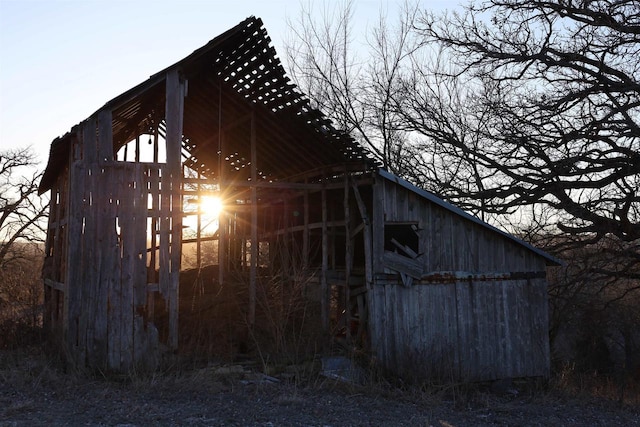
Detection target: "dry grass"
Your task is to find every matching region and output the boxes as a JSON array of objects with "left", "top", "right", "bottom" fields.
[
  {"left": 550, "top": 362, "right": 640, "bottom": 406},
  {"left": 0, "top": 243, "right": 43, "bottom": 351},
  {"left": 2, "top": 343, "right": 639, "bottom": 426},
  {"left": 1, "top": 248, "right": 638, "bottom": 425}
]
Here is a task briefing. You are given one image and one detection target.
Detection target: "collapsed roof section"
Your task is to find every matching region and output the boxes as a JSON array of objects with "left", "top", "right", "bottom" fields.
[{"left": 39, "top": 16, "right": 377, "bottom": 194}]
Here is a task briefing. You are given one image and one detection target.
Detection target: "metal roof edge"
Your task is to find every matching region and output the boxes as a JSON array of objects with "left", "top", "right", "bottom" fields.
[{"left": 376, "top": 169, "right": 563, "bottom": 266}]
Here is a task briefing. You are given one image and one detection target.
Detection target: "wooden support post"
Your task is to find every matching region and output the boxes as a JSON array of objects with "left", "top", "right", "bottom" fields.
[
  {"left": 149, "top": 165, "right": 158, "bottom": 281},
  {"left": 352, "top": 179, "right": 373, "bottom": 289},
  {"left": 321, "top": 186, "right": 329, "bottom": 333},
  {"left": 118, "top": 164, "right": 133, "bottom": 370},
  {"left": 80, "top": 119, "right": 95, "bottom": 366},
  {"left": 66, "top": 123, "right": 90, "bottom": 365},
  {"left": 153, "top": 125, "right": 159, "bottom": 163},
  {"left": 196, "top": 170, "right": 202, "bottom": 269},
  {"left": 149, "top": 127, "right": 160, "bottom": 306},
  {"left": 135, "top": 135, "right": 140, "bottom": 163},
  {"left": 343, "top": 173, "right": 352, "bottom": 339},
  {"left": 282, "top": 198, "right": 290, "bottom": 275},
  {"left": 351, "top": 177, "right": 373, "bottom": 348},
  {"left": 370, "top": 177, "right": 384, "bottom": 280},
  {"left": 146, "top": 165, "right": 158, "bottom": 320},
  {"left": 159, "top": 170, "right": 171, "bottom": 295},
  {"left": 330, "top": 201, "right": 336, "bottom": 270},
  {"left": 249, "top": 109, "right": 257, "bottom": 326},
  {"left": 97, "top": 110, "right": 113, "bottom": 165},
  {"left": 165, "top": 69, "right": 185, "bottom": 350},
  {"left": 217, "top": 79, "right": 225, "bottom": 286},
  {"left": 95, "top": 109, "right": 119, "bottom": 370},
  {"left": 218, "top": 131, "right": 226, "bottom": 287},
  {"left": 303, "top": 185, "right": 309, "bottom": 270}
]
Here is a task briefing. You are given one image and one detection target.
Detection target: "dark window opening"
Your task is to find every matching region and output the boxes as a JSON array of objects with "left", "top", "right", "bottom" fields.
[{"left": 384, "top": 223, "right": 419, "bottom": 258}]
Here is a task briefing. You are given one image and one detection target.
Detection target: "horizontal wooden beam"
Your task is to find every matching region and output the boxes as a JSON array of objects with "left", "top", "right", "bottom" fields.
[
  {"left": 383, "top": 251, "right": 423, "bottom": 279},
  {"left": 222, "top": 174, "right": 372, "bottom": 191},
  {"left": 260, "top": 220, "right": 347, "bottom": 238},
  {"left": 222, "top": 181, "right": 324, "bottom": 190},
  {"left": 182, "top": 177, "right": 217, "bottom": 185},
  {"left": 373, "top": 270, "right": 548, "bottom": 286}
]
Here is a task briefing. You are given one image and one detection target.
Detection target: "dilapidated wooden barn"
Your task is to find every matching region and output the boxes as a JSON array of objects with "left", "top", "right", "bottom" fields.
[{"left": 39, "top": 17, "right": 560, "bottom": 381}]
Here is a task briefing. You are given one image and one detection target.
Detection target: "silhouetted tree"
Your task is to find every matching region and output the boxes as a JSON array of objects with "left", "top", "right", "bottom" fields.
[
  {"left": 0, "top": 147, "right": 48, "bottom": 269},
  {"left": 407, "top": 0, "right": 639, "bottom": 243},
  {"left": 286, "top": 1, "right": 423, "bottom": 175},
  {"left": 0, "top": 147, "right": 48, "bottom": 340},
  {"left": 287, "top": 1, "right": 640, "bottom": 381},
  {"left": 288, "top": 0, "right": 639, "bottom": 240}
]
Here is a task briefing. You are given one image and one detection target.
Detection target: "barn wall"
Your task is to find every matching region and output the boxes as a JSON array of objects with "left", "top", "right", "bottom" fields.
[
  {"left": 61, "top": 113, "right": 177, "bottom": 371},
  {"left": 375, "top": 175, "right": 547, "bottom": 274},
  {"left": 43, "top": 71, "right": 186, "bottom": 372},
  {"left": 368, "top": 278, "right": 550, "bottom": 381},
  {"left": 368, "top": 175, "right": 551, "bottom": 381},
  {"left": 43, "top": 162, "right": 70, "bottom": 338}
]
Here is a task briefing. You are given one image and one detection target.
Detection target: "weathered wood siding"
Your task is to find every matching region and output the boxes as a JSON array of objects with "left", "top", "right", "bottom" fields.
[
  {"left": 44, "top": 72, "right": 187, "bottom": 372},
  {"left": 63, "top": 114, "right": 178, "bottom": 371},
  {"left": 369, "top": 278, "right": 549, "bottom": 381},
  {"left": 368, "top": 174, "right": 551, "bottom": 381},
  {"left": 373, "top": 175, "right": 547, "bottom": 274},
  {"left": 43, "top": 162, "right": 69, "bottom": 336}
]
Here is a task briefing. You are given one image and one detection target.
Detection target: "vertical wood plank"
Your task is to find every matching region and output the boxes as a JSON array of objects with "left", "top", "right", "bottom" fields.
[
  {"left": 133, "top": 165, "right": 147, "bottom": 364},
  {"left": 119, "top": 163, "right": 139, "bottom": 369},
  {"left": 134, "top": 164, "right": 148, "bottom": 305},
  {"left": 343, "top": 173, "right": 352, "bottom": 339},
  {"left": 321, "top": 187, "right": 328, "bottom": 333},
  {"left": 218, "top": 129, "right": 226, "bottom": 288},
  {"left": 66, "top": 124, "right": 89, "bottom": 365},
  {"left": 249, "top": 109, "right": 257, "bottom": 326},
  {"left": 351, "top": 179, "right": 373, "bottom": 288},
  {"left": 196, "top": 170, "right": 202, "bottom": 269},
  {"left": 165, "top": 70, "right": 185, "bottom": 350},
  {"left": 147, "top": 165, "right": 159, "bottom": 322},
  {"left": 303, "top": 185, "right": 309, "bottom": 269},
  {"left": 118, "top": 165, "right": 133, "bottom": 370},
  {"left": 83, "top": 121, "right": 100, "bottom": 368},
  {"left": 365, "top": 283, "right": 378, "bottom": 355},
  {"left": 135, "top": 135, "right": 140, "bottom": 163},
  {"left": 148, "top": 164, "right": 159, "bottom": 279},
  {"left": 97, "top": 110, "right": 113, "bottom": 165},
  {"left": 159, "top": 168, "right": 170, "bottom": 296},
  {"left": 371, "top": 176, "right": 384, "bottom": 277}
]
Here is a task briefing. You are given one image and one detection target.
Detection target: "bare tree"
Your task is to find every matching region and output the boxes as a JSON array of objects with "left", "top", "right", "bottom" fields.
[
  {"left": 0, "top": 147, "right": 48, "bottom": 339},
  {"left": 0, "top": 147, "right": 48, "bottom": 269},
  {"left": 286, "top": 1, "right": 640, "bottom": 379},
  {"left": 287, "top": 0, "right": 639, "bottom": 245},
  {"left": 286, "top": 0, "right": 424, "bottom": 175},
  {"left": 404, "top": 4, "right": 640, "bottom": 356},
  {"left": 408, "top": 0, "right": 639, "bottom": 243},
  {"left": 403, "top": 0, "right": 640, "bottom": 383}
]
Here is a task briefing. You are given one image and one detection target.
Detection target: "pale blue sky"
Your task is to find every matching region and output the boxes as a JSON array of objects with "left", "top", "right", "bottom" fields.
[{"left": 0, "top": 0, "right": 455, "bottom": 164}]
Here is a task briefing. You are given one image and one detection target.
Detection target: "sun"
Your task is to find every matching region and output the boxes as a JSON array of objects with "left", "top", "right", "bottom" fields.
[
  {"left": 200, "top": 196, "right": 223, "bottom": 219},
  {"left": 182, "top": 195, "right": 224, "bottom": 234}
]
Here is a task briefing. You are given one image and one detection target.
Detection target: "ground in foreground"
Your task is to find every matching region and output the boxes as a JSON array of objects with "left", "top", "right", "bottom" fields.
[{"left": 1, "top": 348, "right": 638, "bottom": 426}]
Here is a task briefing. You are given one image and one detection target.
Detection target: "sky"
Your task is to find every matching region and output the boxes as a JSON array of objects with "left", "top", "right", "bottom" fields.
[{"left": 0, "top": 0, "right": 455, "bottom": 166}]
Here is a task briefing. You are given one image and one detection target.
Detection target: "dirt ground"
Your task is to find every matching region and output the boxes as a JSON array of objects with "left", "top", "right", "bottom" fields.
[{"left": 1, "top": 349, "right": 639, "bottom": 426}]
